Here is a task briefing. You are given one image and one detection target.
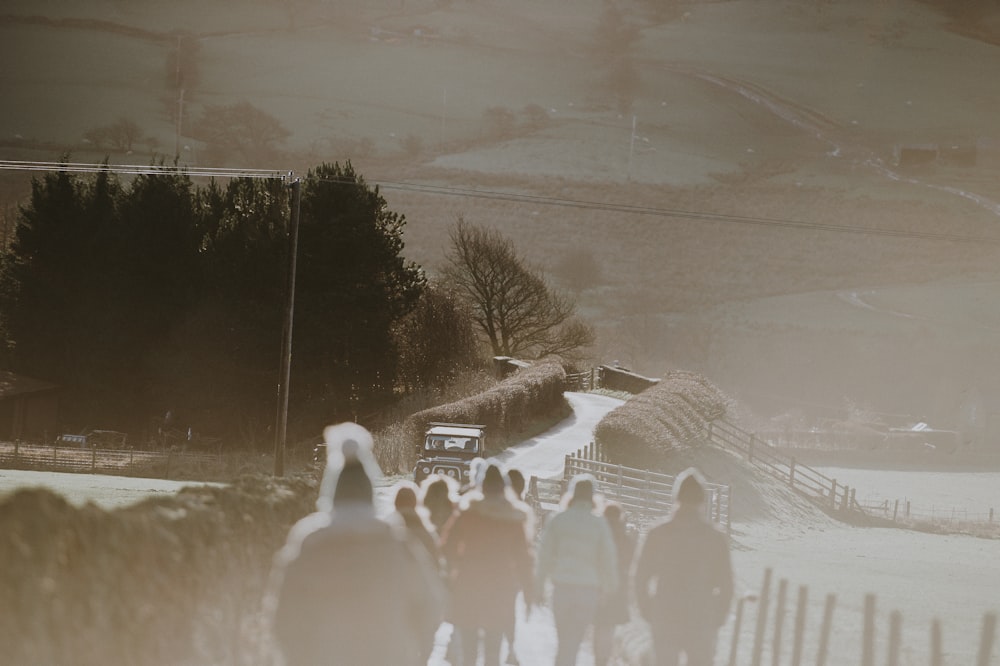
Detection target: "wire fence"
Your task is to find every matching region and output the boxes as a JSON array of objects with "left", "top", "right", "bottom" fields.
[{"left": 0, "top": 441, "right": 294, "bottom": 481}]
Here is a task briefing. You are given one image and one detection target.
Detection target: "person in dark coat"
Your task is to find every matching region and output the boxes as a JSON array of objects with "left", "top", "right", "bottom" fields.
[
  {"left": 633, "top": 467, "right": 734, "bottom": 666},
  {"left": 440, "top": 463, "right": 535, "bottom": 666},
  {"left": 594, "top": 501, "right": 635, "bottom": 665},
  {"left": 393, "top": 481, "right": 442, "bottom": 568},
  {"left": 503, "top": 466, "right": 528, "bottom": 665},
  {"left": 422, "top": 474, "right": 457, "bottom": 537},
  {"left": 507, "top": 468, "right": 526, "bottom": 501},
  {"left": 266, "top": 423, "right": 445, "bottom": 666},
  {"left": 535, "top": 474, "right": 618, "bottom": 666}
]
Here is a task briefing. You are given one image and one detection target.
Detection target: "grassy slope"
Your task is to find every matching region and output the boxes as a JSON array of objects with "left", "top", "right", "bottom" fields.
[{"left": 2, "top": 0, "right": 1000, "bottom": 429}]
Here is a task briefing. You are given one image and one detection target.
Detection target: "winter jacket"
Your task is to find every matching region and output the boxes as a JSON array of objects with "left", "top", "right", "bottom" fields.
[
  {"left": 268, "top": 504, "right": 445, "bottom": 666},
  {"left": 597, "top": 521, "right": 635, "bottom": 626},
  {"left": 535, "top": 501, "right": 619, "bottom": 595},
  {"left": 633, "top": 506, "right": 734, "bottom": 632},
  {"left": 440, "top": 492, "right": 534, "bottom": 630},
  {"left": 396, "top": 507, "right": 443, "bottom": 571}
]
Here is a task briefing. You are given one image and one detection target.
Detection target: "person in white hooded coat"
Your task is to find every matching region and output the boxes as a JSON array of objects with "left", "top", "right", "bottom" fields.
[{"left": 267, "top": 423, "right": 445, "bottom": 665}]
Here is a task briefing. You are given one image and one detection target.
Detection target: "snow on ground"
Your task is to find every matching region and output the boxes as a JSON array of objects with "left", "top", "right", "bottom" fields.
[
  {"left": 414, "top": 392, "right": 1000, "bottom": 665},
  {"left": 0, "top": 468, "right": 218, "bottom": 509},
  {"left": 3, "top": 392, "right": 998, "bottom": 665}
]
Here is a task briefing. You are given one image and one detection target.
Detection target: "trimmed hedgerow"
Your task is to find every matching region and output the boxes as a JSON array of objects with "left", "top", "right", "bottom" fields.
[
  {"left": 594, "top": 370, "right": 731, "bottom": 470},
  {"left": 0, "top": 474, "right": 318, "bottom": 666},
  {"left": 396, "top": 362, "right": 568, "bottom": 464}
]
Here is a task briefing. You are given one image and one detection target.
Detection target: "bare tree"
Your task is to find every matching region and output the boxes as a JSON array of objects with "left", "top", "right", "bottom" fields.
[
  {"left": 443, "top": 218, "right": 595, "bottom": 361},
  {"left": 191, "top": 101, "right": 291, "bottom": 164},
  {"left": 84, "top": 117, "right": 143, "bottom": 152}
]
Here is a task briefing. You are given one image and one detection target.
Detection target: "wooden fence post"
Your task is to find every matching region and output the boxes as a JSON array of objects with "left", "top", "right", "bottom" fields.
[
  {"left": 751, "top": 568, "right": 772, "bottom": 666},
  {"left": 850, "top": 488, "right": 857, "bottom": 512},
  {"left": 830, "top": 479, "right": 837, "bottom": 509},
  {"left": 727, "top": 485, "right": 733, "bottom": 535},
  {"left": 978, "top": 612, "right": 996, "bottom": 666},
  {"left": 893, "top": 499, "right": 899, "bottom": 522},
  {"left": 930, "top": 619, "right": 943, "bottom": 666},
  {"left": 861, "top": 594, "right": 875, "bottom": 666},
  {"left": 790, "top": 585, "right": 807, "bottom": 666},
  {"left": 816, "top": 593, "right": 836, "bottom": 666},
  {"left": 772, "top": 578, "right": 788, "bottom": 666},
  {"left": 729, "top": 594, "right": 752, "bottom": 666},
  {"left": 91, "top": 445, "right": 97, "bottom": 473},
  {"left": 906, "top": 501, "right": 910, "bottom": 519},
  {"left": 887, "top": 610, "right": 901, "bottom": 666}
]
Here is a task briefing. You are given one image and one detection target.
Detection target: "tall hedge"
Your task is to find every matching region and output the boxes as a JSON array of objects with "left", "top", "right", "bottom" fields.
[
  {"left": 594, "top": 370, "right": 730, "bottom": 469},
  {"left": 0, "top": 474, "right": 317, "bottom": 665},
  {"left": 400, "top": 362, "right": 568, "bottom": 459}
]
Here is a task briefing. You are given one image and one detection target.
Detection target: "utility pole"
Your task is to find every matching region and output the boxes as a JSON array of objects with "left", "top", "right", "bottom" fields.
[
  {"left": 274, "top": 175, "right": 302, "bottom": 476},
  {"left": 174, "top": 36, "right": 184, "bottom": 159},
  {"left": 627, "top": 114, "right": 636, "bottom": 181}
]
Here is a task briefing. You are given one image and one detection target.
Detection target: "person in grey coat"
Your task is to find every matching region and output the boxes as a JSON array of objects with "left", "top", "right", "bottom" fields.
[
  {"left": 535, "top": 474, "right": 618, "bottom": 666},
  {"left": 266, "top": 423, "right": 444, "bottom": 666},
  {"left": 633, "top": 467, "right": 733, "bottom": 666}
]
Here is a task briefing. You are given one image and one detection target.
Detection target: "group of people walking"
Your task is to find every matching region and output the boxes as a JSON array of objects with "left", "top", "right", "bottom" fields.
[{"left": 266, "top": 423, "right": 734, "bottom": 666}]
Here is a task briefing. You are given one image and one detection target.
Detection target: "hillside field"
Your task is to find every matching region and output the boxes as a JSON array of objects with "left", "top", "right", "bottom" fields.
[{"left": 3, "top": 0, "right": 1000, "bottom": 437}]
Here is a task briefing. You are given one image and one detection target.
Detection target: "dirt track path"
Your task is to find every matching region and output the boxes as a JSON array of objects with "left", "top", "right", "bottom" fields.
[{"left": 666, "top": 63, "right": 1000, "bottom": 219}]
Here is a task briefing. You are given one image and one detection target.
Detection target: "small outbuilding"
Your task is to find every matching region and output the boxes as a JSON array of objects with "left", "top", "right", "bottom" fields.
[{"left": 0, "top": 371, "right": 59, "bottom": 443}]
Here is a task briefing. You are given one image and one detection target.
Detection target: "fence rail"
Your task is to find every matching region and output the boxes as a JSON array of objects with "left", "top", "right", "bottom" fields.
[
  {"left": 527, "top": 446, "right": 731, "bottom": 533},
  {"left": 710, "top": 419, "right": 999, "bottom": 530},
  {"left": 0, "top": 442, "right": 228, "bottom": 479},
  {"left": 708, "top": 419, "right": 859, "bottom": 514},
  {"left": 564, "top": 368, "right": 599, "bottom": 392}
]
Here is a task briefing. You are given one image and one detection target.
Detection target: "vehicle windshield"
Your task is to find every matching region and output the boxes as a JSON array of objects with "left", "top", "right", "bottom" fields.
[{"left": 425, "top": 435, "right": 478, "bottom": 452}]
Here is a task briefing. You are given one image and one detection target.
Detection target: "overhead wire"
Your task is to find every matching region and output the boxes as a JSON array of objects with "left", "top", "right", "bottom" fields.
[
  {"left": 0, "top": 159, "right": 285, "bottom": 180},
  {"left": 2, "top": 159, "right": 999, "bottom": 245},
  {"left": 308, "top": 174, "right": 1000, "bottom": 245}
]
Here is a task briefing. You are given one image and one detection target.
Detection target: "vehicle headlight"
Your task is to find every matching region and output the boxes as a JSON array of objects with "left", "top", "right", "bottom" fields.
[
  {"left": 447, "top": 469, "right": 456, "bottom": 477},
  {"left": 422, "top": 466, "right": 431, "bottom": 474}
]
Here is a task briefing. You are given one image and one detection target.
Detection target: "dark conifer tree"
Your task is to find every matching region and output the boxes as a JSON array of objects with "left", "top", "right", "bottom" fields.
[{"left": 292, "top": 162, "right": 425, "bottom": 427}]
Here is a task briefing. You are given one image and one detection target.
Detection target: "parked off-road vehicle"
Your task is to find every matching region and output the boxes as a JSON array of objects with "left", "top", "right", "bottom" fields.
[{"left": 413, "top": 422, "right": 485, "bottom": 485}]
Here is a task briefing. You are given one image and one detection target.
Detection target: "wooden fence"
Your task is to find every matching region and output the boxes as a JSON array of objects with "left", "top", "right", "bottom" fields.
[
  {"left": 708, "top": 419, "right": 862, "bottom": 515},
  {"left": 0, "top": 441, "right": 229, "bottom": 480},
  {"left": 726, "top": 567, "right": 997, "bottom": 666},
  {"left": 565, "top": 368, "right": 599, "bottom": 392},
  {"left": 710, "top": 419, "right": 999, "bottom": 531},
  {"left": 526, "top": 445, "right": 731, "bottom": 533}
]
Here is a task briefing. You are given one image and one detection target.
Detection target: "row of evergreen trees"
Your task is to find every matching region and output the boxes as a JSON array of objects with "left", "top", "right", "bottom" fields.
[{"left": 0, "top": 162, "right": 479, "bottom": 448}]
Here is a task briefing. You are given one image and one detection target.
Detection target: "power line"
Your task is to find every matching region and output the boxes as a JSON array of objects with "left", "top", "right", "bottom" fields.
[
  {"left": 0, "top": 159, "right": 286, "bottom": 180},
  {"left": 309, "top": 175, "right": 1000, "bottom": 245},
  {"left": 3, "top": 159, "right": 998, "bottom": 245}
]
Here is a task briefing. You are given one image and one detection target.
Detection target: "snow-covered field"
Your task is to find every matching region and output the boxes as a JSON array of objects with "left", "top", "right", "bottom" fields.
[
  {"left": 3, "top": 393, "right": 998, "bottom": 665},
  {"left": 0, "top": 468, "right": 218, "bottom": 509}
]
